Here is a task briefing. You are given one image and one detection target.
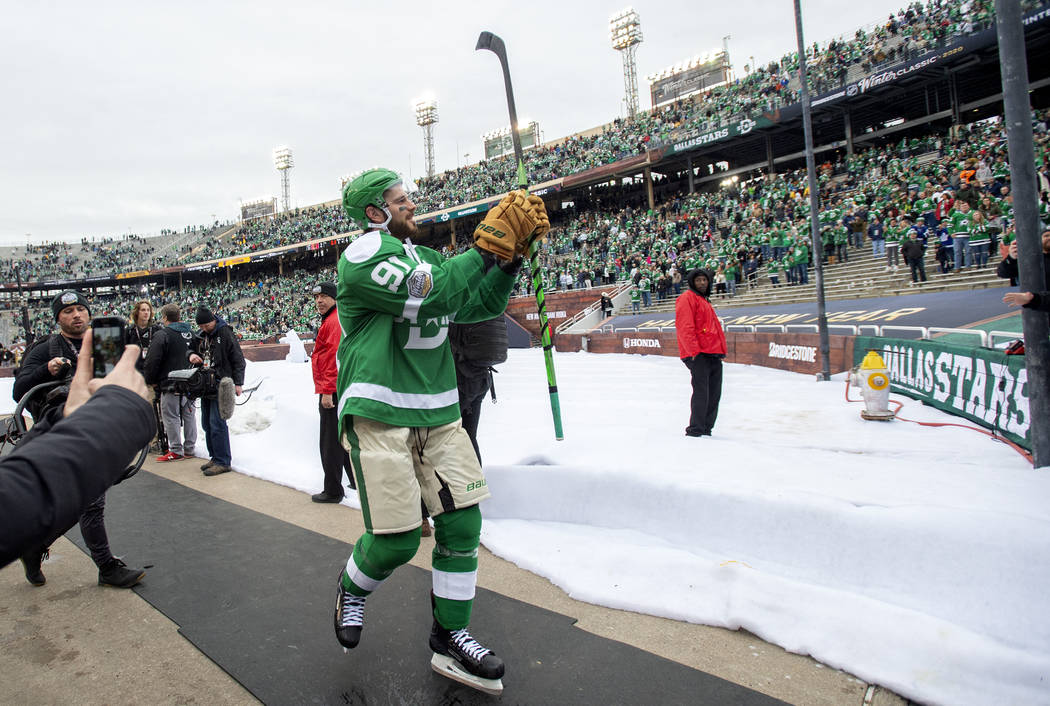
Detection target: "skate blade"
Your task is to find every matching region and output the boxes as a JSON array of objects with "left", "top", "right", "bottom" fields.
[{"left": 430, "top": 653, "right": 503, "bottom": 696}]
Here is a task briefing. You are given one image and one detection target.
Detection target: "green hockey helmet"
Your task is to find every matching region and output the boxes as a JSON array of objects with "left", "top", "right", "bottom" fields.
[{"left": 342, "top": 168, "right": 403, "bottom": 230}]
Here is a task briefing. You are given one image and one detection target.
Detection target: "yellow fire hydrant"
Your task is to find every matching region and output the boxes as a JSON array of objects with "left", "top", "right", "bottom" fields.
[{"left": 853, "top": 350, "right": 894, "bottom": 421}]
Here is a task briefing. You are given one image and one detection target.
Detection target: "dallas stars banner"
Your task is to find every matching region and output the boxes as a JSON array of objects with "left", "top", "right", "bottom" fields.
[{"left": 853, "top": 336, "right": 1030, "bottom": 450}]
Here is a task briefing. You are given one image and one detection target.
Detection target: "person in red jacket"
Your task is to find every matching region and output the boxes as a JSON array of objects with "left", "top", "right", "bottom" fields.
[
  {"left": 675, "top": 269, "right": 728, "bottom": 437},
  {"left": 310, "top": 282, "right": 354, "bottom": 502}
]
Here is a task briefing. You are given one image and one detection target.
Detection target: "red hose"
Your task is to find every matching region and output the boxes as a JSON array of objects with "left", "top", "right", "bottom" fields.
[{"left": 844, "top": 377, "right": 1033, "bottom": 464}]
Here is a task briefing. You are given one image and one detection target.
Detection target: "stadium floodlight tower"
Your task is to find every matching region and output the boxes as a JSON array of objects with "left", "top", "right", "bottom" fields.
[
  {"left": 414, "top": 98, "right": 439, "bottom": 179},
  {"left": 273, "top": 146, "right": 294, "bottom": 212},
  {"left": 609, "top": 7, "right": 643, "bottom": 118}
]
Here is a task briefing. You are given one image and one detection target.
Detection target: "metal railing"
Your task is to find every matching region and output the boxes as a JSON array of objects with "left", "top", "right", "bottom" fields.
[{"left": 989, "top": 330, "right": 1023, "bottom": 347}]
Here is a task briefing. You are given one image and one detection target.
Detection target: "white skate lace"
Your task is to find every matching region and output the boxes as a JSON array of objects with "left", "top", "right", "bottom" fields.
[
  {"left": 337, "top": 592, "right": 366, "bottom": 627},
  {"left": 450, "top": 628, "right": 491, "bottom": 662}
]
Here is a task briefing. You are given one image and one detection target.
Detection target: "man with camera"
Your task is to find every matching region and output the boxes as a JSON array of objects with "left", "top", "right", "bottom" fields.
[
  {"left": 2, "top": 330, "right": 156, "bottom": 569},
  {"left": 189, "top": 306, "right": 245, "bottom": 477},
  {"left": 11, "top": 290, "right": 146, "bottom": 588},
  {"left": 143, "top": 303, "right": 198, "bottom": 463}
]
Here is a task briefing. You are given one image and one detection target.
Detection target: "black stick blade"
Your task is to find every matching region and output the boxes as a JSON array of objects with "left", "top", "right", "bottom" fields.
[{"left": 476, "top": 31, "right": 504, "bottom": 56}]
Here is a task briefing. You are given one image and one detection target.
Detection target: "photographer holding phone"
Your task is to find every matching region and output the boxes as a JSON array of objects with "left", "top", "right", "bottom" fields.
[
  {"left": 11, "top": 290, "right": 146, "bottom": 589},
  {"left": 1, "top": 331, "right": 155, "bottom": 569}
]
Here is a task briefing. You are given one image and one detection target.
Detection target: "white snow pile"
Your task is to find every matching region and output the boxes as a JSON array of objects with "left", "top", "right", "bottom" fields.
[
  {"left": 4, "top": 348, "right": 1047, "bottom": 705},
  {"left": 227, "top": 380, "right": 275, "bottom": 434},
  {"left": 226, "top": 351, "right": 1050, "bottom": 706},
  {"left": 280, "top": 329, "right": 310, "bottom": 363}
]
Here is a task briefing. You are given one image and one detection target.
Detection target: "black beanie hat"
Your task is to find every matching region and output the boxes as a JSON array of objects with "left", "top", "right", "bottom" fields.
[
  {"left": 195, "top": 305, "right": 216, "bottom": 325},
  {"left": 311, "top": 282, "right": 337, "bottom": 299},
  {"left": 51, "top": 290, "right": 91, "bottom": 320}
]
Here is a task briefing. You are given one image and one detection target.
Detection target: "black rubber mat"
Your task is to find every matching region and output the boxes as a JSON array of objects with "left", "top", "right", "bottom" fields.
[{"left": 70, "top": 472, "right": 784, "bottom": 705}]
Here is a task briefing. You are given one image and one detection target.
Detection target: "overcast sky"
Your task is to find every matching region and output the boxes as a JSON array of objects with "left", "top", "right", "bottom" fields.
[{"left": 2, "top": 0, "right": 910, "bottom": 245}]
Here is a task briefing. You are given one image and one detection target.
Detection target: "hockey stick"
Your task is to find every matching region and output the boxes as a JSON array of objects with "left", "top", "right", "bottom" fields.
[{"left": 476, "top": 30, "right": 564, "bottom": 440}]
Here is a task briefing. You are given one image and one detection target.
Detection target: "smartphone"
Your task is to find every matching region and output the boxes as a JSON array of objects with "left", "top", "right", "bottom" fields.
[{"left": 91, "top": 316, "right": 126, "bottom": 378}]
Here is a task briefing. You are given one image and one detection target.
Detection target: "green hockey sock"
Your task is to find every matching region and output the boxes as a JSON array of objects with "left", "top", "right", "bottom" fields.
[
  {"left": 431, "top": 505, "right": 482, "bottom": 629},
  {"left": 342, "top": 528, "right": 421, "bottom": 596}
]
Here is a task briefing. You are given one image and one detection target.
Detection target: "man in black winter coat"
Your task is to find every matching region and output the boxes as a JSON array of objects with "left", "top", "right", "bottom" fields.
[
  {"left": 12, "top": 291, "right": 147, "bottom": 589},
  {"left": 1, "top": 332, "right": 155, "bottom": 569},
  {"left": 997, "top": 231, "right": 1050, "bottom": 289},
  {"left": 189, "top": 306, "right": 245, "bottom": 477},
  {"left": 901, "top": 231, "right": 928, "bottom": 284},
  {"left": 143, "top": 303, "right": 198, "bottom": 462}
]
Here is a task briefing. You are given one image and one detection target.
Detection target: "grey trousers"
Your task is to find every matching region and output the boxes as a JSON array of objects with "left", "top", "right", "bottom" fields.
[{"left": 160, "top": 391, "right": 197, "bottom": 456}]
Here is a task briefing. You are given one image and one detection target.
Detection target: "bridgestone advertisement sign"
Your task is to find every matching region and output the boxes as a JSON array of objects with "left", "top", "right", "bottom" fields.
[{"left": 853, "top": 336, "right": 1030, "bottom": 450}]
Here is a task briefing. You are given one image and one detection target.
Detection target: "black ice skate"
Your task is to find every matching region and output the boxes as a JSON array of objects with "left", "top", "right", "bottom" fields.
[
  {"left": 334, "top": 581, "right": 366, "bottom": 652},
  {"left": 429, "top": 620, "right": 505, "bottom": 695}
]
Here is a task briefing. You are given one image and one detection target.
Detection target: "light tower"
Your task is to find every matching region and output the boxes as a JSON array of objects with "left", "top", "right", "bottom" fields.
[
  {"left": 273, "top": 146, "right": 294, "bottom": 212},
  {"left": 414, "top": 98, "right": 438, "bottom": 178},
  {"left": 610, "top": 7, "right": 643, "bottom": 118}
]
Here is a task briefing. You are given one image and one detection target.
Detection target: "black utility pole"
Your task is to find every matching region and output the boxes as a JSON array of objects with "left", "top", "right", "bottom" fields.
[
  {"left": 794, "top": 0, "right": 831, "bottom": 380},
  {"left": 996, "top": 0, "right": 1050, "bottom": 467}
]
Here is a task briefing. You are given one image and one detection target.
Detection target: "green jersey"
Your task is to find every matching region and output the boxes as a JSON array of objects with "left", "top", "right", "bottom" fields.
[
  {"left": 335, "top": 231, "right": 516, "bottom": 429},
  {"left": 969, "top": 222, "right": 990, "bottom": 246},
  {"left": 948, "top": 210, "right": 971, "bottom": 235}
]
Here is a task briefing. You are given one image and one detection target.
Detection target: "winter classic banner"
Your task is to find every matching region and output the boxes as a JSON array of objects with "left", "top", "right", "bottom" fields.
[{"left": 853, "top": 336, "right": 1030, "bottom": 450}]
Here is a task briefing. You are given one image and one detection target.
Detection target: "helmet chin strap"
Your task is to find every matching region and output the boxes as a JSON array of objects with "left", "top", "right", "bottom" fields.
[{"left": 367, "top": 205, "right": 392, "bottom": 231}]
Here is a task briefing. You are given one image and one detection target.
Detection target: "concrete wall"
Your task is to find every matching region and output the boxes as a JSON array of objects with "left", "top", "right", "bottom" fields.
[
  {"left": 554, "top": 331, "right": 856, "bottom": 376},
  {"left": 506, "top": 287, "right": 619, "bottom": 338}
]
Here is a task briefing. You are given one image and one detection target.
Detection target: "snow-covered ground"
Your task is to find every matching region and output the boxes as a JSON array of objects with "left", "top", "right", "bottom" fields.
[{"left": 6, "top": 350, "right": 1048, "bottom": 705}]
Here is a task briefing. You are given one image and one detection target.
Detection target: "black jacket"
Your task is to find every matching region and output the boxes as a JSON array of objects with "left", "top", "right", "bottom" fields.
[
  {"left": 142, "top": 322, "right": 197, "bottom": 387},
  {"left": 997, "top": 252, "right": 1050, "bottom": 290},
  {"left": 126, "top": 323, "right": 162, "bottom": 372},
  {"left": 901, "top": 239, "right": 925, "bottom": 261},
  {"left": 13, "top": 333, "right": 81, "bottom": 405},
  {"left": 1023, "top": 291, "right": 1050, "bottom": 313},
  {"left": 192, "top": 317, "right": 246, "bottom": 385},
  {"left": 0, "top": 386, "right": 155, "bottom": 568}
]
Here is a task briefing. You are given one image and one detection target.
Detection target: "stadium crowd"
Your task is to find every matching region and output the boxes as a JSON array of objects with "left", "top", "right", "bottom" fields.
[
  {"left": 2, "top": 0, "right": 1047, "bottom": 353},
  {"left": 181, "top": 0, "right": 1048, "bottom": 258},
  {"left": 3, "top": 105, "right": 1047, "bottom": 350},
  {"left": 5, "top": 1, "right": 1044, "bottom": 278}
]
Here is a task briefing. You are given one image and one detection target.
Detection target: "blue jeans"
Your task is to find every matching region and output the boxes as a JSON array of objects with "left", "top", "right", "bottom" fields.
[
  {"left": 796, "top": 263, "right": 809, "bottom": 284},
  {"left": 871, "top": 239, "right": 885, "bottom": 257},
  {"left": 641, "top": 291, "right": 651, "bottom": 307},
  {"left": 201, "top": 397, "right": 232, "bottom": 466},
  {"left": 971, "top": 242, "right": 989, "bottom": 267},
  {"left": 953, "top": 236, "right": 971, "bottom": 268},
  {"left": 761, "top": 244, "right": 772, "bottom": 261}
]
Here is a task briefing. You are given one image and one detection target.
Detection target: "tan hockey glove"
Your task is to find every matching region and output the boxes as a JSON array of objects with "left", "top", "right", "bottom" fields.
[
  {"left": 473, "top": 190, "right": 547, "bottom": 261},
  {"left": 516, "top": 193, "right": 550, "bottom": 256}
]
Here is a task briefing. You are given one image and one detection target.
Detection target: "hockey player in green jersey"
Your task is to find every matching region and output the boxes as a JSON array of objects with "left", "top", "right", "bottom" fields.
[{"left": 332, "top": 168, "right": 548, "bottom": 695}]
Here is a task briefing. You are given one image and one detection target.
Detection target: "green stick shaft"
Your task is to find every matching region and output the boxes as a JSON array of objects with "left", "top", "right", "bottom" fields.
[
  {"left": 527, "top": 208, "right": 564, "bottom": 440},
  {"left": 478, "top": 30, "right": 564, "bottom": 439}
]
